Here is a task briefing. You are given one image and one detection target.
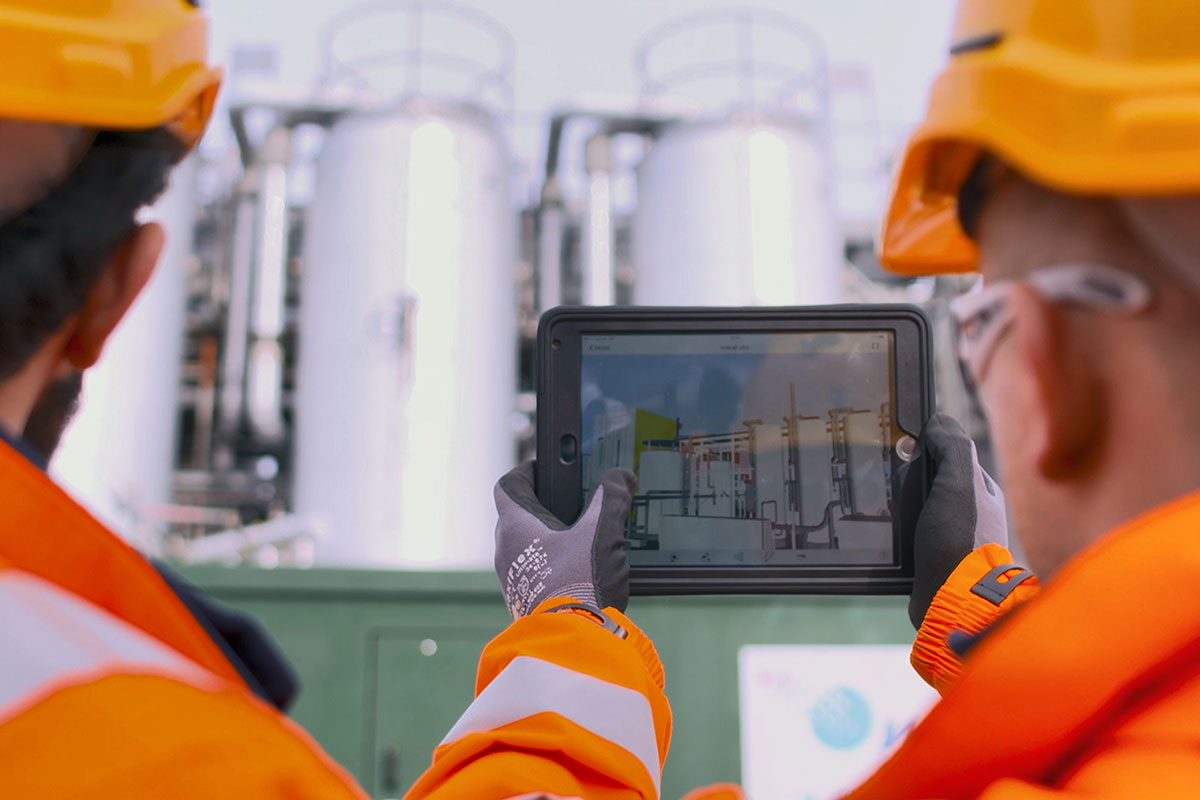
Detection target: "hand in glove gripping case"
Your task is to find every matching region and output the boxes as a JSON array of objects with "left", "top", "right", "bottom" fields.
[
  {"left": 494, "top": 462, "right": 637, "bottom": 617},
  {"left": 908, "top": 413, "right": 1009, "bottom": 628}
]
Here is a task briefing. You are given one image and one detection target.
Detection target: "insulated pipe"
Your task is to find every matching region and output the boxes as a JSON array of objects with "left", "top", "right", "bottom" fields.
[
  {"left": 217, "top": 174, "right": 259, "bottom": 446},
  {"left": 174, "top": 513, "right": 324, "bottom": 565},
  {"left": 246, "top": 126, "right": 292, "bottom": 443},
  {"left": 538, "top": 111, "right": 675, "bottom": 308},
  {"left": 582, "top": 133, "right": 614, "bottom": 306},
  {"left": 542, "top": 110, "right": 667, "bottom": 182},
  {"left": 536, "top": 177, "right": 564, "bottom": 312}
]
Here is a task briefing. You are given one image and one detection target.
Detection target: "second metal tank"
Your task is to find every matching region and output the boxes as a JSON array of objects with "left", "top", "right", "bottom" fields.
[
  {"left": 633, "top": 118, "right": 842, "bottom": 306},
  {"left": 294, "top": 102, "right": 517, "bottom": 567},
  {"left": 631, "top": 9, "right": 843, "bottom": 307}
]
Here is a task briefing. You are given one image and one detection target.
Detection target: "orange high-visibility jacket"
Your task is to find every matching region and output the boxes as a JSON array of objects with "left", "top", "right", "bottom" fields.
[
  {"left": 410, "top": 490, "right": 1200, "bottom": 799},
  {"left": 0, "top": 440, "right": 368, "bottom": 799}
]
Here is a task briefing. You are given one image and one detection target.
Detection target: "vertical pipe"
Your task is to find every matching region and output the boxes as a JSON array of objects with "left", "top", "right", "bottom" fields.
[
  {"left": 246, "top": 126, "right": 291, "bottom": 443},
  {"left": 217, "top": 174, "right": 258, "bottom": 450},
  {"left": 193, "top": 336, "right": 219, "bottom": 469},
  {"left": 582, "top": 133, "right": 614, "bottom": 305},
  {"left": 537, "top": 177, "right": 564, "bottom": 311}
]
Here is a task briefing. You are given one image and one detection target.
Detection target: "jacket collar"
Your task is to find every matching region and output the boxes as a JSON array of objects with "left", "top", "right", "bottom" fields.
[
  {"left": 0, "top": 437, "right": 244, "bottom": 684},
  {"left": 0, "top": 424, "right": 47, "bottom": 472},
  {"left": 846, "top": 489, "right": 1200, "bottom": 800}
]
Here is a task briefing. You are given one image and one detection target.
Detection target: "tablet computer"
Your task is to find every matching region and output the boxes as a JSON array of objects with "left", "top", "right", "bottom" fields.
[{"left": 536, "top": 306, "right": 934, "bottom": 595}]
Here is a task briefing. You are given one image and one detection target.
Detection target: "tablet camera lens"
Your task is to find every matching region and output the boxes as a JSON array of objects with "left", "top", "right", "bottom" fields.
[
  {"left": 896, "top": 435, "right": 918, "bottom": 462},
  {"left": 559, "top": 434, "right": 578, "bottom": 464}
]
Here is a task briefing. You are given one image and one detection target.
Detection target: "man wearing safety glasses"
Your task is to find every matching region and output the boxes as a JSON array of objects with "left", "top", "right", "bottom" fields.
[
  {"left": 410, "top": 1, "right": 1200, "bottom": 798},
  {"left": 871, "top": 0, "right": 1200, "bottom": 795}
]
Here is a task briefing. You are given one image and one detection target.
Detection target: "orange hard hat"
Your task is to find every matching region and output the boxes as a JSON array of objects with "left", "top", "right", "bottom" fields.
[
  {"left": 880, "top": 0, "right": 1200, "bottom": 275},
  {"left": 0, "top": 0, "right": 222, "bottom": 150}
]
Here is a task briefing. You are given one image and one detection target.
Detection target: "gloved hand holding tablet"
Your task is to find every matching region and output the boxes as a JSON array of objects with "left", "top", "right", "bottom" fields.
[{"left": 534, "top": 306, "right": 935, "bottom": 595}]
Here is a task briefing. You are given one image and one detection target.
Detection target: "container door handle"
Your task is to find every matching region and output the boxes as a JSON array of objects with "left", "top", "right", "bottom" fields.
[{"left": 382, "top": 744, "right": 402, "bottom": 793}]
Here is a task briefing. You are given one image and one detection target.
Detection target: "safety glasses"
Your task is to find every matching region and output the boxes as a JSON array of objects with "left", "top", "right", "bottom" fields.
[{"left": 949, "top": 263, "right": 1153, "bottom": 400}]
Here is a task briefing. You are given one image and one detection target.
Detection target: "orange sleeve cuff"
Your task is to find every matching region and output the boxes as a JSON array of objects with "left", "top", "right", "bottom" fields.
[
  {"left": 605, "top": 606, "right": 667, "bottom": 692},
  {"left": 406, "top": 598, "right": 673, "bottom": 798},
  {"left": 679, "top": 783, "right": 749, "bottom": 800},
  {"left": 912, "top": 544, "right": 1040, "bottom": 694},
  {"left": 477, "top": 595, "right": 673, "bottom": 763},
  {"left": 521, "top": 596, "right": 666, "bottom": 691}
]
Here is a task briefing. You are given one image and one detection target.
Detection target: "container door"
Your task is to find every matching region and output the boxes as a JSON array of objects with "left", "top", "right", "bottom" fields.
[{"left": 369, "top": 627, "right": 497, "bottom": 797}]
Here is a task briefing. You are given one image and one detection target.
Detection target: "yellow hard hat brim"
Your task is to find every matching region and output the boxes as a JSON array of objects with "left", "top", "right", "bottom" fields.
[
  {"left": 1, "top": 67, "right": 224, "bottom": 149},
  {"left": 0, "top": 1, "right": 222, "bottom": 150},
  {"left": 882, "top": 24, "right": 1200, "bottom": 275}
]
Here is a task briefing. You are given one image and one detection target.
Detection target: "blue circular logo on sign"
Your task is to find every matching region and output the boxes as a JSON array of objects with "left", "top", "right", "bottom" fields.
[{"left": 810, "top": 685, "right": 872, "bottom": 750}]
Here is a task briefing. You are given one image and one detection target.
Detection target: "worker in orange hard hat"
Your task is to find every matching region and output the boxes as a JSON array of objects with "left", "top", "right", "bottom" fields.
[
  {"left": 0, "top": 3, "right": 370, "bottom": 797},
  {"left": 409, "top": 1, "right": 1200, "bottom": 797}
]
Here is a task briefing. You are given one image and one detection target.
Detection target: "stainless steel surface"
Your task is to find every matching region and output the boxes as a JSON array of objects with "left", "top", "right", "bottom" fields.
[
  {"left": 633, "top": 119, "right": 842, "bottom": 306},
  {"left": 218, "top": 177, "right": 258, "bottom": 451},
  {"left": 246, "top": 126, "right": 292, "bottom": 443},
  {"left": 151, "top": 2, "right": 520, "bottom": 565},
  {"left": 583, "top": 133, "right": 615, "bottom": 305},
  {"left": 536, "top": 179, "right": 564, "bottom": 311},
  {"left": 626, "top": 9, "right": 841, "bottom": 307},
  {"left": 294, "top": 103, "right": 517, "bottom": 567}
]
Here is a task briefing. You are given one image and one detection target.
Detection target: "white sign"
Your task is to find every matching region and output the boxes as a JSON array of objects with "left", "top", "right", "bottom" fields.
[{"left": 739, "top": 645, "right": 938, "bottom": 800}]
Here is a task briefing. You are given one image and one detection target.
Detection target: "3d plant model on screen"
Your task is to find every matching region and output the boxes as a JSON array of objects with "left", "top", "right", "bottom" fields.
[{"left": 581, "top": 332, "right": 896, "bottom": 568}]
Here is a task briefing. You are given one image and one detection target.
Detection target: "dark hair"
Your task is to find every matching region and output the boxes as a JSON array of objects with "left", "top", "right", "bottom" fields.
[{"left": 0, "top": 127, "right": 186, "bottom": 377}]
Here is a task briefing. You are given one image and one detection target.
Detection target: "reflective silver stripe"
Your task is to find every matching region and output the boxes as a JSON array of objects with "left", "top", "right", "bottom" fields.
[
  {"left": 441, "top": 656, "right": 661, "bottom": 795},
  {"left": 0, "top": 570, "right": 220, "bottom": 719}
]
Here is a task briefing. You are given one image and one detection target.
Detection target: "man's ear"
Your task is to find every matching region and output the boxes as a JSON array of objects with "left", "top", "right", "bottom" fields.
[
  {"left": 1008, "top": 284, "right": 1104, "bottom": 480},
  {"left": 63, "top": 222, "right": 164, "bottom": 369}
]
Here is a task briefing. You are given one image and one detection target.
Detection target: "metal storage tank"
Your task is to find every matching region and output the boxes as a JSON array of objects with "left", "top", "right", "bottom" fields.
[
  {"left": 294, "top": 102, "right": 516, "bottom": 567},
  {"left": 631, "top": 11, "right": 843, "bottom": 307},
  {"left": 633, "top": 120, "right": 841, "bottom": 306}
]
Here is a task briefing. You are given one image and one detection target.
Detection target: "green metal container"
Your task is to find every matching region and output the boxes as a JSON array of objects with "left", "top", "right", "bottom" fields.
[{"left": 183, "top": 566, "right": 914, "bottom": 799}]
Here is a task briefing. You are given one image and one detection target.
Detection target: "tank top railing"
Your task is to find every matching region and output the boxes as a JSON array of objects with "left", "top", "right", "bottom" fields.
[
  {"left": 634, "top": 7, "right": 829, "bottom": 121},
  {"left": 317, "top": 0, "right": 516, "bottom": 125}
]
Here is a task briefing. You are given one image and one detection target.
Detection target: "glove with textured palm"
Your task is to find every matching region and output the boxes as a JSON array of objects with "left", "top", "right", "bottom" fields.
[
  {"left": 494, "top": 461, "right": 636, "bottom": 618},
  {"left": 909, "top": 413, "right": 1009, "bottom": 629}
]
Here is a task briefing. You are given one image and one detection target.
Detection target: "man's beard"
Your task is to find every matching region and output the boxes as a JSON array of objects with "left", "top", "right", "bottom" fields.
[{"left": 22, "top": 371, "right": 83, "bottom": 459}]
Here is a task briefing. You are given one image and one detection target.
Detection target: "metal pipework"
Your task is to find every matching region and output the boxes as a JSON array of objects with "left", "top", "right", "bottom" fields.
[
  {"left": 536, "top": 177, "right": 564, "bottom": 312},
  {"left": 165, "top": 513, "right": 323, "bottom": 566},
  {"left": 583, "top": 133, "right": 614, "bottom": 306},
  {"left": 538, "top": 109, "right": 675, "bottom": 309},
  {"left": 246, "top": 125, "right": 292, "bottom": 444},
  {"left": 217, "top": 174, "right": 258, "bottom": 450},
  {"left": 542, "top": 110, "right": 668, "bottom": 182}
]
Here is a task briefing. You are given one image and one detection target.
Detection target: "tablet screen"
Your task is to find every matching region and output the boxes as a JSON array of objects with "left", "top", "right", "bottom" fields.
[{"left": 580, "top": 331, "right": 899, "bottom": 568}]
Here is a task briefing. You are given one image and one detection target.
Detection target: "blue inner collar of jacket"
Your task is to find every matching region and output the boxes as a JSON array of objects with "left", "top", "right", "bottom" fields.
[{"left": 0, "top": 424, "right": 49, "bottom": 472}]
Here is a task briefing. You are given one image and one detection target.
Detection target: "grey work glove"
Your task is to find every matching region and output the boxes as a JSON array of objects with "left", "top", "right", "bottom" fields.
[
  {"left": 908, "top": 414, "right": 1009, "bottom": 629},
  {"left": 494, "top": 461, "right": 637, "bottom": 618}
]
